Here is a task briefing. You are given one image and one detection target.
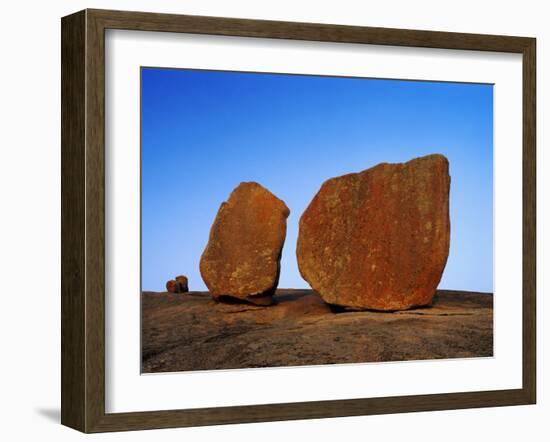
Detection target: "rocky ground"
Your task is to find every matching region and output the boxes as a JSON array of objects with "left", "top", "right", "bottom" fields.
[{"left": 141, "top": 289, "right": 493, "bottom": 373}]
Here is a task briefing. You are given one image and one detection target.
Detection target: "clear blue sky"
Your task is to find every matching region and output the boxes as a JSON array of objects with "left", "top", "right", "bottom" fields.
[{"left": 141, "top": 68, "right": 493, "bottom": 293}]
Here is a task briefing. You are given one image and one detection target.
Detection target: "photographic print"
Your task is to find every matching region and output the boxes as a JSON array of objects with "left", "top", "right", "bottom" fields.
[{"left": 140, "top": 67, "right": 493, "bottom": 374}]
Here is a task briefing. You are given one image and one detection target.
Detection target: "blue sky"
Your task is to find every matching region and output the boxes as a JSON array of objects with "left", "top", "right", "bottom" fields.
[{"left": 141, "top": 68, "right": 493, "bottom": 293}]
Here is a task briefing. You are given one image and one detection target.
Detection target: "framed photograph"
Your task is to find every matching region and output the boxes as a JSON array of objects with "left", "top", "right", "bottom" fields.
[{"left": 61, "top": 9, "right": 536, "bottom": 433}]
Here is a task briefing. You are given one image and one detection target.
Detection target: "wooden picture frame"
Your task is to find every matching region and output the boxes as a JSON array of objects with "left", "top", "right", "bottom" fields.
[{"left": 61, "top": 8, "right": 536, "bottom": 433}]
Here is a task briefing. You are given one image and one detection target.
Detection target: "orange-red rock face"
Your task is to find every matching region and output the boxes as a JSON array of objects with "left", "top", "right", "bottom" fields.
[
  {"left": 200, "top": 182, "right": 290, "bottom": 305},
  {"left": 297, "top": 154, "right": 451, "bottom": 311}
]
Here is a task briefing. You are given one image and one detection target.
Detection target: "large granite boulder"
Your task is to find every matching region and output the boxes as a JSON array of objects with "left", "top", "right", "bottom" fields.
[
  {"left": 297, "top": 154, "right": 450, "bottom": 311},
  {"left": 200, "top": 182, "right": 290, "bottom": 305}
]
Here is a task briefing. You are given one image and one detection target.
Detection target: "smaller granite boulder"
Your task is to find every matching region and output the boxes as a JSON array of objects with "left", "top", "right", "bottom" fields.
[{"left": 200, "top": 182, "right": 290, "bottom": 305}]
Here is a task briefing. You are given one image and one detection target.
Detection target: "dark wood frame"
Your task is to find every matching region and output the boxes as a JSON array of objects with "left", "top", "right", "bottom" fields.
[{"left": 61, "top": 8, "right": 536, "bottom": 433}]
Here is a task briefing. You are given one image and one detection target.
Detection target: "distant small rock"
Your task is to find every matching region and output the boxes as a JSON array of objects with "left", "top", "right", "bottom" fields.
[
  {"left": 200, "top": 182, "right": 290, "bottom": 305},
  {"left": 166, "top": 280, "right": 179, "bottom": 293},
  {"left": 166, "top": 276, "right": 189, "bottom": 294},
  {"left": 175, "top": 275, "right": 189, "bottom": 293},
  {"left": 297, "top": 154, "right": 451, "bottom": 311}
]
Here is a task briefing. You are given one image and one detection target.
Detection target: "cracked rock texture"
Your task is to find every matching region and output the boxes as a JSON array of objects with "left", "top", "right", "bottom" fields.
[
  {"left": 200, "top": 182, "right": 290, "bottom": 305},
  {"left": 297, "top": 154, "right": 451, "bottom": 311},
  {"left": 141, "top": 289, "right": 492, "bottom": 373}
]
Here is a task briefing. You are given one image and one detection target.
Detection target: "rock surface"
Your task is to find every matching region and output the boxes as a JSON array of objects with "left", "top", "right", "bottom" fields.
[
  {"left": 297, "top": 154, "right": 451, "bottom": 311},
  {"left": 141, "top": 289, "right": 493, "bottom": 373},
  {"left": 200, "top": 182, "right": 290, "bottom": 305}
]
